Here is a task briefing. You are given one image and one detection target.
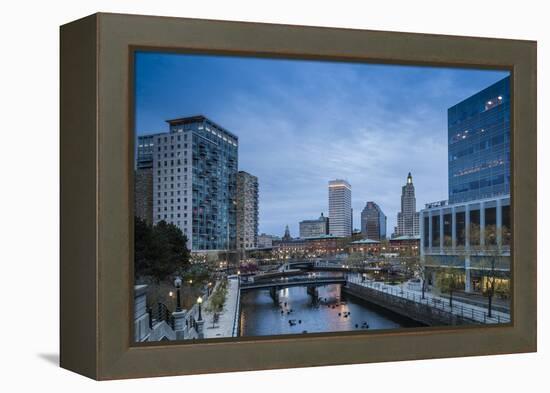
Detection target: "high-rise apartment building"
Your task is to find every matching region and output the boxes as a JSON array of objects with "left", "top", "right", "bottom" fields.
[
  {"left": 236, "top": 171, "right": 259, "bottom": 250},
  {"left": 395, "top": 173, "right": 420, "bottom": 237},
  {"left": 137, "top": 115, "right": 238, "bottom": 251},
  {"left": 328, "top": 179, "right": 352, "bottom": 237},
  {"left": 360, "top": 202, "right": 386, "bottom": 241},
  {"left": 299, "top": 213, "right": 329, "bottom": 238}
]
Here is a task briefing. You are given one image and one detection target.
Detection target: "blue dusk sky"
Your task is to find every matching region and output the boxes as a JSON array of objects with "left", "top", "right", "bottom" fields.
[{"left": 135, "top": 52, "right": 509, "bottom": 237}]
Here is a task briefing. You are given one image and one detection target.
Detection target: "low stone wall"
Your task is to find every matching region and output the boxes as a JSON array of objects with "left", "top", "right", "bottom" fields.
[
  {"left": 148, "top": 321, "right": 176, "bottom": 341},
  {"left": 343, "top": 282, "right": 474, "bottom": 326}
]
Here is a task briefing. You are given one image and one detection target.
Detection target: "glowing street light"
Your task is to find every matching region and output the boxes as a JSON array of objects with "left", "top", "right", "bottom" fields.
[
  {"left": 174, "top": 276, "right": 182, "bottom": 311},
  {"left": 197, "top": 296, "right": 203, "bottom": 321}
]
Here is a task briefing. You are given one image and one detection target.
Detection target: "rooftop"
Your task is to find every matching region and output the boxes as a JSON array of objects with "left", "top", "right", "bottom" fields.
[
  {"left": 350, "top": 238, "right": 381, "bottom": 244},
  {"left": 165, "top": 115, "right": 238, "bottom": 140},
  {"left": 391, "top": 235, "right": 420, "bottom": 241},
  {"left": 300, "top": 234, "right": 342, "bottom": 241}
]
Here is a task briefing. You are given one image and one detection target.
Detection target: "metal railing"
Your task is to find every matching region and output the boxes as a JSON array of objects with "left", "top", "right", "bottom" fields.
[
  {"left": 231, "top": 278, "right": 241, "bottom": 337},
  {"left": 348, "top": 277, "right": 510, "bottom": 324},
  {"left": 240, "top": 274, "right": 346, "bottom": 290},
  {"left": 150, "top": 302, "right": 175, "bottom": 329}
]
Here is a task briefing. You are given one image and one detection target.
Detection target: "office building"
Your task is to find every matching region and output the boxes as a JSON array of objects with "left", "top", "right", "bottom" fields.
[
  {"left": 448, "top": 76, "right": 510, "bottom": 204},
  {"left": 257, "top": 233, "right": 277, "bottom": 249},
  {"left": 395, "top": 173, "right": 420, "bottom": 237},
  {"left": 328, "top": 179, "right": 352, "bottom": 237},
  {"left": 421, "top": 76, "right": 511, "bottom": 293},
  {"left": 360, "top": 202, "right": 386, "bottom": 241},
  {"left": 236, "top": 171, "right": 259, "bottom": 250},
  {"left": 299, "top": 213, "right": 329, "bottom": 238}
]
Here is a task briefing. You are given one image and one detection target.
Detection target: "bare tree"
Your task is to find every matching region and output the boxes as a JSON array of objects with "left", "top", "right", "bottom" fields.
[
  {"left": 467, "top": 224, "right": 509, "bottom": 317},
  {"left": 436, "top": 266, "right": 462, "bottom": 309}
]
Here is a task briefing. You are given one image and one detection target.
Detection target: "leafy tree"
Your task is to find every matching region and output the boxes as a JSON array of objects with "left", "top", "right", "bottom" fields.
[
  {"left": 205, "top": 279, "right": 228, "bottom": 327},
  {"left": 346, "top": 252, "right": 365, "bottom": 266},
  {"left": 183, "top": 263, "right": 211, "bottom": 286},
  {"left": 134, "top": 217, "right": 190, "bottom": 282},
  {"left": 134, "top": 217, "right": 152, "bottom": 279}
]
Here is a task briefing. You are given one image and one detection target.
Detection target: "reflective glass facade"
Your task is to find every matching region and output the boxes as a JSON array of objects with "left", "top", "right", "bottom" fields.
[
  {"left": 170, "top": 117, "right": 238, "bottom": 251},
  {"left": 448, "top": 76, "right": 510, "bottom": 203},
  {"left": 360, "top": 201, "right": 386, "bottom": 241},
  {"left": 138, "top": 116, "right": 238, "bottom": 251}
]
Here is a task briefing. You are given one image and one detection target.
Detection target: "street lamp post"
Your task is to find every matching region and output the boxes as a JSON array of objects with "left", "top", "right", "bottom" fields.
[
  {"left": 174, "top": 276, "right": 182, "bottom": 312},
  {"left": 197, "top": 296, "right": 203, "bottom": 321}
]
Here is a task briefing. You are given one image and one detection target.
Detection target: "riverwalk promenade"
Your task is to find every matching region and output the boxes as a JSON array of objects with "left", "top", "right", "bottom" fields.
[
  {"left": 347, "top": 274, "right": 510, "bottom": 324},
  {"left": 203, "top": 277, "right": 240, "bottom": 339}
]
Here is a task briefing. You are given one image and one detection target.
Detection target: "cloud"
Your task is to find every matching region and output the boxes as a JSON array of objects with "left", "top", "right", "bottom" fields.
[
  {"left": 208, "top": 64, "right": 453, "bottom": 236},
  {"left": 135, "top": 53, "right": 508, "bottom": 237}
]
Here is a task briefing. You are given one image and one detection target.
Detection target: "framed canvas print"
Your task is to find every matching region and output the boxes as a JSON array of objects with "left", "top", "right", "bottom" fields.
[{"left": 60, "top": 13, "right": 537, "bottom": 380}]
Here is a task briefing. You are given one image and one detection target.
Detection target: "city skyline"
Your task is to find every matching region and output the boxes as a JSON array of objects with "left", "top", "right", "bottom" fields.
[{"left": 135, "top": 52, "right": 509, "bottom": 236}]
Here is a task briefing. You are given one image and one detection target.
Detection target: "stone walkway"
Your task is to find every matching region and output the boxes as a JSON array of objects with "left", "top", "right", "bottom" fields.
[
  {"left": 347, "top": 274, "right": 511, "bottom": 324},
  {"left": 203, "top": 277, "right": 240, "bottom": 339}
]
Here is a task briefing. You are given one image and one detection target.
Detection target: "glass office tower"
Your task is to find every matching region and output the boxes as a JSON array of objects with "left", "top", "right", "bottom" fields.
[
  {"left": 448, "top": 76, "right": 510, "bottom": 204},
  {"left": 421, "top": 76, "right": 511, "bottom": 293},
  {"left": 360, "top": 202, "right": 386, "bottom": 241}
]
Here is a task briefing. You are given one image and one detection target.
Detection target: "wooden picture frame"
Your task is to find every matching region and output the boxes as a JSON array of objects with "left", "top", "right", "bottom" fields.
[{"left": 60, "top": 12, "right": 537, "bottom": 380}]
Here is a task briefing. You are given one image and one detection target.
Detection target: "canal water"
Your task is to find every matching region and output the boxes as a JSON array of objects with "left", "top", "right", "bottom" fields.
[{"left": 239, "top": 283, "right": 423, "bottom": 337}]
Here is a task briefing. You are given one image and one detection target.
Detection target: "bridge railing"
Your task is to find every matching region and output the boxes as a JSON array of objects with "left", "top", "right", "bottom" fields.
[
  {"left": 348, "top": 276, "right": 510, "bottom": 324},
  {"left": 240, "top": 274, "right": 346, "bottom": 288},
  {"left": 150, "top": 302, "right": 175, "bottom": 330}
]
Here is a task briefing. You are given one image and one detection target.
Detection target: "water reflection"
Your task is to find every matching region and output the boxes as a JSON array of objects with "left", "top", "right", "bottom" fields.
[{"left": 239, "top": 283, "right": 421, "bottom": 337}]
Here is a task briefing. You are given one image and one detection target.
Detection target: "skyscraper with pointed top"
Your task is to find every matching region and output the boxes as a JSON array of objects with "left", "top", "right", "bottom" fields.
[
  {"left": 282, "top": 225, "right": 292, "bottom": 241},
  {"left": 395, "top": 172, "right": 420, "bottom": 237}
]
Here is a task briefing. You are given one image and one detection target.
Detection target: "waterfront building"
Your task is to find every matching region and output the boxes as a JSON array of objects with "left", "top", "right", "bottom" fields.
[
  {"left": 388, "top": 235, "right": 420, "bottom": 256},
  {"left": 395, "top": 173, "right": 420, "bottom": 237},
  {"left": 299, "top": 213, "right": 329, "bottom": 238},
  {"left": 137, "top": 115, "right": 238, "bottom": 251},
  {"left": 420, "top": 76, "right": 511, "bottom": 293},
  {"left": 328, "top": 179, "right": 352, "bottom": 237},
  {"left": 273, "top": 235, "right": 347, "bottom": 257},
  {"left": 360, "top": 202, "right": 387, "bottom": 241},
  {"left": 421, "top": 196, "right": 511, "bottom": 292},
  {"left": 347, "top": 238, "right": 381, "bottom": 255},
  {"left": 236, "top": 171, "right": 259, "bottom": 250}
]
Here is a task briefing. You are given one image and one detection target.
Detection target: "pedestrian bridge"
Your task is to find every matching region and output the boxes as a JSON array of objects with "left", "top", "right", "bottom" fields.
[
  {"left": 277, "top": 259, "right": 389, "bottom": 273},
  {"left": 239, "top": 275, "right": 347, "bottom": 291}
]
